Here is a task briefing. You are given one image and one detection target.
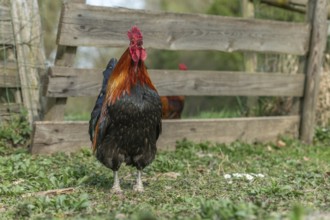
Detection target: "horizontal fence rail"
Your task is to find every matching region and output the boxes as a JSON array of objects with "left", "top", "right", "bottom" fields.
[
  {"left": 0, "top": 62, "right": 19, "bottom": 87},
  {"left": 46, "top": 67, "right": 305, "bottom": 97},
  {"left": 32, "top": 116, "right": 300, "bottom": 154},
  {"left": 57, "top": 3, "right": 310, "bottom": 55},
  {"left": 0, "top": 103, "right": 21, "bottom": 120},
  {"left": 0, "top": 21, "right": 14, "bottom": 45},
  {"left": 0, "top": 5, "right": 13, "bottom": 45}
]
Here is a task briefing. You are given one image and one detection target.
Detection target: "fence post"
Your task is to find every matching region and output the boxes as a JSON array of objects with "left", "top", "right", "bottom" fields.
[
  {"left": 300, "top": 0, "right": 328, "bottom": 143},
  {"left": 10, "top": 0, "right": 46, "bottom": 124},
  {"left": 242, "top": 0, "right": 258, "bottom": 116}
]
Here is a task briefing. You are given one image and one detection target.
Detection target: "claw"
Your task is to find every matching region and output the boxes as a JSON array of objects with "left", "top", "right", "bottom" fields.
[{"left": 133, "top": 184, "right": 144, "bottom": 192}]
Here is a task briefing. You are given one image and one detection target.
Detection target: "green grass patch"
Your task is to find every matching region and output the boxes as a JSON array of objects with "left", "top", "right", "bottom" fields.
[
  {"left": 0, "top": 133, "right": 329, "bottom": 219},
  {"left": 0, "top": 109, "right": 31, "bottom": 148},
  {"left": 64, "top": 112, "right": 91, "bottom": 121},
  {"left": 184, "top": 109, "right": 242, "bottom": 119}
]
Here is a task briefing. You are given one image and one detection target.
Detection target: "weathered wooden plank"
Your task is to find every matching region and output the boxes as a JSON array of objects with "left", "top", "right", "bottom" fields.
[
  {"left": 0, "top": 5, "right": 11, "bottom": 21},
  {"left": 0, "top": 1, "right": 13, "bottom": 44},
  {"left": 0, "top": 103, "right": 21, "bottom": 120},
  {"left": 300, "top": 0, "right": 329, "bottom": 143},
  {"left": 46, "top": 67, "right": 305, "bottom": 97},
  {"left": 57, "top": 3, "right": 310, "bottom": 55},
  {"left": 0, "top": 62, "right": 20, "bottom": 87},
  {"left": 31, "top": 116, "right": 299, "bottom": 154},
  {"left": 0, "top": 21, "right": 14, "bottom": 45},
  {"left": 11, "top": 0, "right": 46, "bottom": 123}
]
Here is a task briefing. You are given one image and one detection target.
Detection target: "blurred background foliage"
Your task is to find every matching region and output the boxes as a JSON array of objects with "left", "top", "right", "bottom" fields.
[{"left": 37, "top": 0, "right": 307, "bottom": 120}]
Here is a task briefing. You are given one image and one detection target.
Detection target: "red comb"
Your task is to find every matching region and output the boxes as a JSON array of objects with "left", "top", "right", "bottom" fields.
[
  {"left": 179, "top": 63, "right": 188, "bottom": 70},
  {"left": 127, "top": 25, "right": 143, "bottom": 41}
]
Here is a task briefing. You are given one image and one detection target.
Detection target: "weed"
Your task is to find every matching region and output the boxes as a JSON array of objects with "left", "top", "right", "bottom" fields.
[{"left": 0, "top": 109, "right": 31, "bottom": 148}]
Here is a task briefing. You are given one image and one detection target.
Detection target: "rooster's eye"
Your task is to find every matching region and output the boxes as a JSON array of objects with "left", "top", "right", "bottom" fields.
[{"left": 137, "top": 41, "right": 143, "bottom": 47}]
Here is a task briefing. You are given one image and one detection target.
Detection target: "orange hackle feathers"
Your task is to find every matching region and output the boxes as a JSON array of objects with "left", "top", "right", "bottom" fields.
[{"left": 105, "top": 49, "right": 157, "bottom": 106}]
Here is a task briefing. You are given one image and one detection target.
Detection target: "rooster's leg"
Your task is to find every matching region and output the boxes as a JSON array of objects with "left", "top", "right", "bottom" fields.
[
  {"left": 112, "top": 171, "right": 122, "bottom": 193},
  {"left": 133, "top": 170, "right": 144, "bottom": 192}
]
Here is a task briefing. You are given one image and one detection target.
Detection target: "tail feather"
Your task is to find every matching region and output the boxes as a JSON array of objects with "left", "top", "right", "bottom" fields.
[
  {"left": 89, "top": 58, "right": 117, "bottom": 143},
  {"left": 92, "top": 105, "right": 110, "bottom": 153}
]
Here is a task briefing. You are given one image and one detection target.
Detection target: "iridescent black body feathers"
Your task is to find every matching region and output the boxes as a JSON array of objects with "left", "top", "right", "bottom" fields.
[{"left": 96, "top": 83, "right": 162, "bottom": 171}]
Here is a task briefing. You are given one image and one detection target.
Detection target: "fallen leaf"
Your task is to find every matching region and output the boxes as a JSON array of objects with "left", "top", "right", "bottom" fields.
[
  {"left": 115, "top": 213, "right": 126, "bottom": 219},
  {"left": 196, "top": 166, "right": 209, "bottom": 174},
  {"left": 12, "top": 179, "right": 24, "bottom": 185},
  {"left": 22, "top": 187, "right": 75, "bottom": 198},
  {"left": 303, "top": 156, "right": 310, "bottom": 161},
  {"left": 196, "top": 152, "right": 213, "bottom": 158},
  {"left": 276, "top": 140, "right": 286, "bottom": 148},
  {"left": 266, "top": 145, "right": 273, "bottom": 152},
  {"left": 163, "top": 172, "right": 181, "bottom": 179}
]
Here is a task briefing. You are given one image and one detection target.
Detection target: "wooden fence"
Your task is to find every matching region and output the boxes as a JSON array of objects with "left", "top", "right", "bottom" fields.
[{"left": 31, "top": 0, "right": 328, "bottom": 154}]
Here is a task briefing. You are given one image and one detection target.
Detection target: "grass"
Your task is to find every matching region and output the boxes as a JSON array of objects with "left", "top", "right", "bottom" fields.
[
  {"left": 64, "top": 112, "right": 91, "bottom": 121},
  {"left": 0, "top": 132, "right": 329, "bottom": 219},
  {"left": 183, "top": 109, "right": 242, "bottom": 119}
]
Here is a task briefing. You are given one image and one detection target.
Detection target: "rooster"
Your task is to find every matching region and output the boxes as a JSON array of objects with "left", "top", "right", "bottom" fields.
[
  {"left": 91, "top": 26, "right": 162, "bottom": 193},
  {"left": 160, "top": 63, "right": 187, "bottom": 119}
]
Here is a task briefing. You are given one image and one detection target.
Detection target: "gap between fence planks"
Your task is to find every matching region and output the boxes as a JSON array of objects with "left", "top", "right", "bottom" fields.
[
  {"left": 31, "top": 116, "right": 299, "bottom": 155},
  {"left": 57, "top": 3, "right": 310, "bottom": 55},
  {"left": 43, "top": 46, "right": 77, "bottom": 121},
  {"left": 257, "top": 0, "right": 330, "bottom": 19},
  {"left": 46, "top": 67, "right": 305, "bottom": 97}
]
